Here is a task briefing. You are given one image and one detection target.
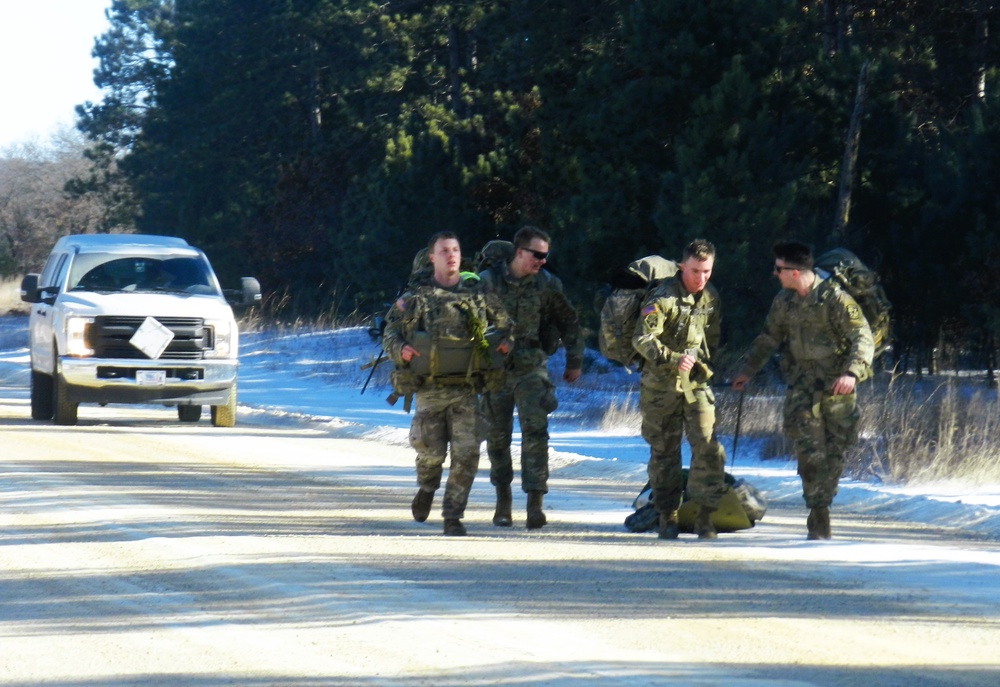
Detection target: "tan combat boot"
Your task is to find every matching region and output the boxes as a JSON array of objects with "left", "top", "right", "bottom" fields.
[
  {"left": 694, "top": 505, "right": 718, "bottom": 540},
  {"left": 526, "top": 491, "right": 547, "bottom": 530},
  {"left": 807, "top": 506, "right": 831, "bottom": 540},
  {"left": 443, "top": 518, "right": 467, "bottom": 536},
  {"left": 493, "top": 484, "right": 513, "bottom": 527},
  {"left": 411, "top": 488, "right": 434, "bottom": 523},
  {"left": 657, "top": 509, "right": 680, "bottom": 540}
]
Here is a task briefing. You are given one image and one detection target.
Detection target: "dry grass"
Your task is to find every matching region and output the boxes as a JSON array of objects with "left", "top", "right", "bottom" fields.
[
  {"left": 237, "top": 287, "right": 376, "bottom": 334},
  {"left": 858, "top": 375, "right": 1000, "bottom": 485},
  {"left": 0, "top": 277, "right": 28, "bottom": 315},
  {"left": 595, "top": 372, "right": 1000, "bottom": 486}
]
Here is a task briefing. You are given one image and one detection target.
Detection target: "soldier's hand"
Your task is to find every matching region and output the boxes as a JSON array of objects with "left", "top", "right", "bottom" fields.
[
  {"left": 732, "top": 374, "right": 750, "bottom": 391},
  {"left": 831, "top": 373, "right": 856, "bottom": 395},
  {"left": 496, "top": 340, "right": 512, "bottom": 355},
  {"left": 677, "top": 354, "right": 697, "bottom": 373},
  {"left": 401, "top": 344, "right": 419, "bottom": 362},
  {"left": 563, "top": 367, "right": 581, "bottom": 383}
]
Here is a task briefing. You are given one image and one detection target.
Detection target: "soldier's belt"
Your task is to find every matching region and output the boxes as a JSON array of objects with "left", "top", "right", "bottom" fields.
[{"left": 407, "top": 329, "right": 507, "bottom": 378}]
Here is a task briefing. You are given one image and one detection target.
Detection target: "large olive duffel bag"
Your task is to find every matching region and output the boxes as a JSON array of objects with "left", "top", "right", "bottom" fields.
[{"left": 406, "top": 328, "right": 508, "bottom": 378}]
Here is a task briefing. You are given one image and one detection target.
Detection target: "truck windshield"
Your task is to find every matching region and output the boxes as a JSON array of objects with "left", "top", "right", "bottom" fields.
[{"left": 68, "top": 255, "right": 220, "bottom": 295}]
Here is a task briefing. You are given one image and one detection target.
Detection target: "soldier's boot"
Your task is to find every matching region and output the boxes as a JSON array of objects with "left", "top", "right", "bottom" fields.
[
  {"left": 807, "top": 506, "right": 832, "bottom": 540},
  {"left": 526, "top": 491, "right": 547, "bottom": 530},
  {"left": 657, "top": 510, "right": 680, "bottom": 540},
  {"left": 411, "top": 488, "right": 435, "bottom": 523},
  {"left": 443, "top": 518, "right": 467, "bottom": 536},
  {"left": 493, "top": 484, "right": 513, "bottom": 527},
  {"left": 694, "top": 505, "right": 718, "bottom": 540}
]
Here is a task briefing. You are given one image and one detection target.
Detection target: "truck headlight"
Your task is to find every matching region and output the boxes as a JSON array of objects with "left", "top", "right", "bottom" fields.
[
  {"left": 66, "top": 316, "right": 95, "bottom": 357},
  {"left": 204, "top": 318, "right": 233, "bottom": 358}
]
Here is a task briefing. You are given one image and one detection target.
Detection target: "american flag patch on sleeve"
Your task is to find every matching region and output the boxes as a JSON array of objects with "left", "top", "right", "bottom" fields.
[{"left": 641, "top": 304, "right": 657, "bottom": 317}]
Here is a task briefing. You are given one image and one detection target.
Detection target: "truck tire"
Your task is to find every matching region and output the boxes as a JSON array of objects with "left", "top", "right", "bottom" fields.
[
  {"left": 31, "top": 370, "right": 54, "bottom": 420},
  {"left": 211, "top": 385, "right": 237, "bottom": 427},
  {"left": 178, "top": 405, "right": 202, "bottom": 422},
  {"left": 53, "top": 372, "right": 79, "bottom": 426}
]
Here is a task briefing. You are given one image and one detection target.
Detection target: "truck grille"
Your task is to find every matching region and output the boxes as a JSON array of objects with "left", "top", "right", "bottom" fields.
[{"left": 89, "top": 316, "right": 212, "bottom": 360}]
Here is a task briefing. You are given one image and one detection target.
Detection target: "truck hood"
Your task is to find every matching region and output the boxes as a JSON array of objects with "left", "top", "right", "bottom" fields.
[{"left": 55, "top": 292, "right": 236, "bottom": 321}]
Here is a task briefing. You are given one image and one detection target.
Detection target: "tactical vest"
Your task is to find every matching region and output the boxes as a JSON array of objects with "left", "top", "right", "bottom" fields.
[{"left": 389, "top": 283, "right": 506, "bottom": 408}]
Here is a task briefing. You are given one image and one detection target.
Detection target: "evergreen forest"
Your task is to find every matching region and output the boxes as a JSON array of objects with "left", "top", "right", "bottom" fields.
[{"left": 10, "top": 0, "right": 1000, "bottom": 373}]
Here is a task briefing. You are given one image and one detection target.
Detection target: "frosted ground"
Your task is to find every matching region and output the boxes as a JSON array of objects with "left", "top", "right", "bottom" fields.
[
  {"left": 228, "top": 324, "right": 1000, "bottom": 540},
  {"left": 0, "top": 316, "right": 996, "bottom": 537}
]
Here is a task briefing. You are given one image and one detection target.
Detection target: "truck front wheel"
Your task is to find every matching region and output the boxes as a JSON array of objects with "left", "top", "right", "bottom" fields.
[
  {"left": 211, "top": 385, "right": 237, "bottom": 427},
  {"left": 178, "top": 405, "right": 202, "bottom": 422},
  {"left": 53, "top": 371, "right": 79, "bottom": 426},
  {"left": 31, "top": 370, "right": 54, "bottom": 420}
]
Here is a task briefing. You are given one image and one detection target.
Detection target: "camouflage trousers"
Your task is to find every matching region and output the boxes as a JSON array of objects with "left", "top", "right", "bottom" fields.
[
  {"left": 481, "top": 365, "right": 558, "bottom": 493},
  {"left": 639, "top": 378, "right": 727, "bottom": 514},
  {"left": 783, "top": 383, "right": 860, "bottom": 509},
  {"left": 410, "top": 385, "right": 483, "bottom": 519}
]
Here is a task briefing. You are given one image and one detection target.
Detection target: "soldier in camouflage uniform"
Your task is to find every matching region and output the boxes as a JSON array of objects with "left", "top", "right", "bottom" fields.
[
  {"left": 382, "top": 232, "right": 512, "bottom": 537},
  {"left": 478, "top": 226, "right": 584, "bottom": 530},
  {"left": 733, "top": 241, "right": 874, "bottom": 540},
  {"left": 632, "top": 239, "right": 728, "bottom": 540}
]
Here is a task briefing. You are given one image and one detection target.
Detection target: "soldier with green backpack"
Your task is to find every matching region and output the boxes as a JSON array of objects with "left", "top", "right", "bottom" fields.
[
  {"left": 733, "top": 240, "right": 875, "bottom": 540},
  {"left": 477, "top": 226, "right": 584, "bottom": 530},
  {"left": 382, "top": 232, "right": 513, "bottom": 536},
  {"left": 632, "top": 238, "right": 728, "bottom": 541}
]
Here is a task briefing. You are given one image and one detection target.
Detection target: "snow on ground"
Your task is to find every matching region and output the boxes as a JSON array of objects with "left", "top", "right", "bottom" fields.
[
  {"left": 231, "top": 325, "right": 1000, "bottom": 542},
  {"left": 1, "top": 317, "right": 998, "bottom": 543}
]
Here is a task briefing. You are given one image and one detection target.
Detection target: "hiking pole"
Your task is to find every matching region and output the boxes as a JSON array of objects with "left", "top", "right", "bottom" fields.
[
  {"left": 360, "top": 348, "right": 385, "bottom": 395},
  {"left": 731, "top": 386, "right": 746, "bottom": 470}
]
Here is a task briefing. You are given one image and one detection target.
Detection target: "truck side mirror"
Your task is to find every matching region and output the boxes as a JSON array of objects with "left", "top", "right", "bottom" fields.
[
  {"left": 240, "top": 277, "right": 262, "bottom": 306},
  {"left": 20, "top": 274, "right": 41, "bottom": 303},
  {"left": 224, "top": 277, "right": 261, "bottom": 307}
]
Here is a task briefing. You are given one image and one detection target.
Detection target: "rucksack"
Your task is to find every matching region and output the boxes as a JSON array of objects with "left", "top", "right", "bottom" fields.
[
  {"left": 598, "top": 255, "right": 679, "bottom": 369},
  {"left": 474, "top": 239, "right": 515, "bottom": 273},
  {"left": 814, "top": 248, "right": 892, "bottom": 358}
]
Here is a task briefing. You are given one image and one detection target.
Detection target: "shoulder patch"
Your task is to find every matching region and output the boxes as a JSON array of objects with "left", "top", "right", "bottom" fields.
[
  {"left": 641, "top": 303, "right": 657, "bottom": 317},
  {"left": 846, "top": 303, "right": 862, "bottom": 321}
]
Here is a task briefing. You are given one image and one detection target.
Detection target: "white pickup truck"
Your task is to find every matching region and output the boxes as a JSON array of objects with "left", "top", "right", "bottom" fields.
[{"left": 20, "top": 234, "right": 260, "bottom": 426}]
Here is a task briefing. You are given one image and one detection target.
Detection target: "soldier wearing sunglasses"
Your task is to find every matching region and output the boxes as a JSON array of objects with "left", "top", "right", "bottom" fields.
[
  {"left": 733, "top": 240, "right": 874, "bottom": 540},
  {"left": 477, "top": 226, "right": 584, "bottom": 530}
]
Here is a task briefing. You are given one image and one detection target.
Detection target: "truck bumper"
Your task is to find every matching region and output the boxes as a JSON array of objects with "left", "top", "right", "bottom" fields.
[{"left": 57, "top": 357, "right": 238, "bottom": 406}]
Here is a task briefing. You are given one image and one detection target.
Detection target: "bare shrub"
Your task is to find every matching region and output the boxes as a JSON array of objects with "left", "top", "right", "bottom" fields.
[
  {"left": 0, "top": 277, "right": 27, "bottom": 314},
  {"left": 856, "top": 375, "right": 1000, "bottom": 485},
  {"left": 597, "top": 389, "right": 641, "bottom": 433},
  {"left": 593, "top": 372, "right": 1000, "bottom": 487}
]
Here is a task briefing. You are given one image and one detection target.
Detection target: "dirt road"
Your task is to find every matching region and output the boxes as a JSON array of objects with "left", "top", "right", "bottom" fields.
[{"left": 2, "top": 397, "right": 999, "bottom": 687}]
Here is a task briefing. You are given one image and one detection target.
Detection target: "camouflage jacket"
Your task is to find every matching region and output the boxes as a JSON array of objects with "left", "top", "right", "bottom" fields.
[
  {"left": 477, "top": 261, "right": 583, "bottom": 370},
  {"left": 632, "top": 278, "right": 721, "bottom": 380},
  {"left": 382, "top": 275, "right": 512, "bottom": 368},
  {"left": 738, "top": 272, "right": 874, "bottom": 386}
]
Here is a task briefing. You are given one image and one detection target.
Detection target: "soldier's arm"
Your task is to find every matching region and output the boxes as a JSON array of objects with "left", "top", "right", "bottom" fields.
[
  {"left": 484, "top": 292, "right": 515, "bottom": 350},
  {"left": 833, "top": 291, "right": 875, "bottom": 381},
  {"left": 632, "top": 291, "right": 683, "bottom": 369},
  {"left": 546, "top": 288, "right": 584, "bottom": 371},
  {"left": 381, "top": 294, "right": 414, "bottom": 366}
]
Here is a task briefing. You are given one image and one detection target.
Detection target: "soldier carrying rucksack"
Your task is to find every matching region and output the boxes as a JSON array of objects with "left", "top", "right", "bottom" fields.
[
  {"left": 732, "top": 240, "right": 875, "bottom": 541},
  {"left": 382, "top": 232, "right": 513, "bottom": 537},
  {"left": 477, "top": 226, "right": 584, "bottom": 530}
]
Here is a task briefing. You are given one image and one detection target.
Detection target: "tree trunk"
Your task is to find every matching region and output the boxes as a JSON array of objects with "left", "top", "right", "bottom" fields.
[
  {"left": 832, "top": 60, "right": 870, "bottom": 245},
  {"left": 975, "top": 3, "right": 988, "bottom": 101}
]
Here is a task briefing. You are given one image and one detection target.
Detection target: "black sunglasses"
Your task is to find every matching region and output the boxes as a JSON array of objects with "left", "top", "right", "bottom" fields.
[
  {"left": 773, "top": 265, "right": 797, "bottom": 273},
  {"left": 523, "top": 248, "right": 549, "bottom": 261}
]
